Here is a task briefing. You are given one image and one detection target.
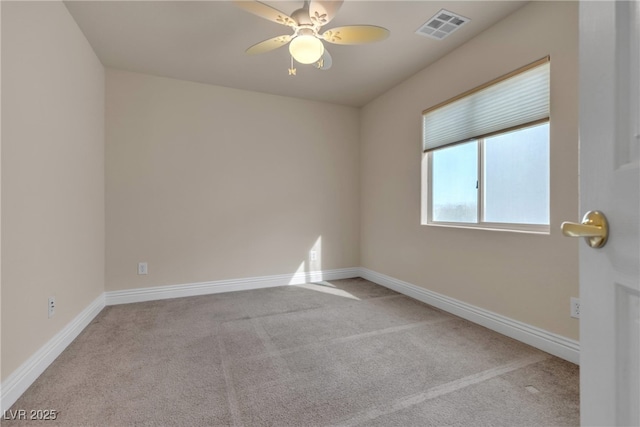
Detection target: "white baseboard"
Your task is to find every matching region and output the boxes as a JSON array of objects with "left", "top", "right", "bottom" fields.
[
  {"left": 105, "top": 267, "right": 360, "bottom": 305},
  {"left": 1, "top": 266, "right": 578, "bottom": 413},
  {"left": 360, "top": 268, "right": 580, "bottom": 364},
  {"left": 0, "top": 268, "right": 359, "bottom": 412},
  {"left": 0, "top": 294, "right": 105, "bottom": 412}
]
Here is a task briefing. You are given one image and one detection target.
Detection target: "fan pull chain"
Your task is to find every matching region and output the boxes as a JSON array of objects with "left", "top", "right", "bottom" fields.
[{"left": 288, "top": 56, "right": 297, "bottom": 76}]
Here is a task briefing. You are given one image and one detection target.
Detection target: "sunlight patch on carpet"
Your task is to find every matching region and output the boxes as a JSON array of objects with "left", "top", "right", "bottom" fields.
[{"left": 297, "top": 282, "right": 361, "bottom": 300}]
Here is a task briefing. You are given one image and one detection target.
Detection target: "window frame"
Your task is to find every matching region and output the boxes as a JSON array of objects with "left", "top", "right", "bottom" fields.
[
  {"left": 421, "top": 57, "right": 551, "bottom": 234},
  {"left": 423, "top": 120, "right": 550, "bottom": 234}
]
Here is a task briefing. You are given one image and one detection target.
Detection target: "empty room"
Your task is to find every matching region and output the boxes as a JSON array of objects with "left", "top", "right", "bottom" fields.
[{"left": 1, "top": 0, "right": 638, "bottom": 425}]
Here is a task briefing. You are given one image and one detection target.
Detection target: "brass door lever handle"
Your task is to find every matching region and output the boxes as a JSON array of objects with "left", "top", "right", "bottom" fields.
[{"left": 561, "top": 210, "right": 608, "bottom": 248}]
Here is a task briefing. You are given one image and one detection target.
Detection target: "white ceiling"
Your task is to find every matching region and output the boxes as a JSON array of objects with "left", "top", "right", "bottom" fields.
[{"left": 65, "top": 1, "right": 528, "bottom": 107}]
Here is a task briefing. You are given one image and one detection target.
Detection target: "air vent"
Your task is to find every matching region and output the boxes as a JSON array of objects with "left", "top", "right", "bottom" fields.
[{"left": 416, "top": 9, "right": 470, "bottom": 40}]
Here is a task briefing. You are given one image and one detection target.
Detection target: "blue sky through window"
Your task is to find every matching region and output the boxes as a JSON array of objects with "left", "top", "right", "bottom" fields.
[
  {"left": 430, "top": 122, "right": 549, "bottom": 225},
  {"left": 432, "top": 141, "right": 478, "bottom": 222}
]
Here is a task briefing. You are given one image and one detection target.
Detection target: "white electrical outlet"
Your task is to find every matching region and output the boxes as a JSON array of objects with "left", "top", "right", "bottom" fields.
[
  {"left": 570, "top": 297, "right": 580, "bottom": 318},
  {"left": 138, "top": 262, "right": 148, "bottom": 275},
  {"left": 310, "top": 250, "right": 317, "bottom": 261},
  {"left": 48, "top": 296, "right": 56, "bottom": 318}
]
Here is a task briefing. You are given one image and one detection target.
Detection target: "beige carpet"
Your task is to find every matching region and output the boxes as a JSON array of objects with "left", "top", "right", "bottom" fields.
[{"left": 4, "top": 278, "right": 579, "bottom": 426}]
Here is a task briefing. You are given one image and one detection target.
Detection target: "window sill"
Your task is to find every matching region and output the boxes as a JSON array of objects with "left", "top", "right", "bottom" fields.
[{"left": 423, "top": 221, "right": 550, "bottom": 235}]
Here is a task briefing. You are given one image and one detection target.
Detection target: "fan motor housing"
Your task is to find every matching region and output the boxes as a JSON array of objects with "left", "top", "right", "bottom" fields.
[{"left": 291, "top": 8, "right": 312, "bottom": 26}]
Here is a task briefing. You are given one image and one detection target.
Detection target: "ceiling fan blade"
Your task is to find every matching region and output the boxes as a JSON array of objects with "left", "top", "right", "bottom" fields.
[
  {"left": 309, "top": 0, "right": 343, "bottom": 27},
  {"left": 321, "top": 25, "right": 390, "bottom": 45},
  {"left": 314, "top": 50, "right": 333, "bottom": 70},
  {"left": 234, "top": 0, "right": 297, "bottom": 27},
  {"left": 246, "top": 35, "right": 292, "bottom": 55}
]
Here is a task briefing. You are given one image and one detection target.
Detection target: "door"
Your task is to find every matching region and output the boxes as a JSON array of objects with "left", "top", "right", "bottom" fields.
[{"left": 576, "top": 1, "right": 640, "bottom": 425}]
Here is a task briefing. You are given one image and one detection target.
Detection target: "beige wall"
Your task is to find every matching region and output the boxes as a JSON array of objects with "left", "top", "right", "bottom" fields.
[
  {"left": 1, "top": 1, "right": 105, "bottom": 380},
  {"left": 105, "top": 70, "right": 360, "bottom": 291},
  {"left": 0, "top": 0, "right": 579, "bottom": 389},
  {"left": 360, "top": 1, "right": 580, "bottom": 340}
]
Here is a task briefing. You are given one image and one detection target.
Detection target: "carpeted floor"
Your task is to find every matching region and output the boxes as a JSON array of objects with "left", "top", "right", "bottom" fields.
[{"left": 4, "top": 278, "right": 579, "bottom": 426}]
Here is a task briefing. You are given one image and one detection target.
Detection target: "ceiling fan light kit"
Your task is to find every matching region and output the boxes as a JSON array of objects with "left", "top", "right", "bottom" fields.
[
  {"left": 289, "top": 34, "right": 325, "bottom": 64},
  {"left": 234, "top": 0, "right": 390, "bottom": 74}
]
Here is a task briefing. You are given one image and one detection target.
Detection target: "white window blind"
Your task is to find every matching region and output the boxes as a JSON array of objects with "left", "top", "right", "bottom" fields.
[{"left": 423, "top": 57, "right": 550, "bottom": 152}]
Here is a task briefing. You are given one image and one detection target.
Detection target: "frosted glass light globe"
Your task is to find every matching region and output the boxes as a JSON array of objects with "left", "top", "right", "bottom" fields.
[{"left": 289, "top": 35, "right": 324, "bottom": 64}]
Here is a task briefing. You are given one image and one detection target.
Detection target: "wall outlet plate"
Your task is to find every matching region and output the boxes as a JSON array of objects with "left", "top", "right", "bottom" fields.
[
  {"left": 48, "top": 296, "right": 56, "bottom": 318},
  {"left": 138, "top": 262, "right": 148, "bottom": 275},
  {"left": 570, "top": 297, "right": 580, "bottom": 319}
]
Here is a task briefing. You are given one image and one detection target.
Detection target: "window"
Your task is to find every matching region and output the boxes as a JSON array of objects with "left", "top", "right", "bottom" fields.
[{"left": 421, "top": 58, "right": 550, "bottom": 233}]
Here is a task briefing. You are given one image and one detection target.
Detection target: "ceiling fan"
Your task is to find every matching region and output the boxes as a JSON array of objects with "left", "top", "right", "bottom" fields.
[{"left": 234, "top": 0, "right": 390, "bottom": 73}]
